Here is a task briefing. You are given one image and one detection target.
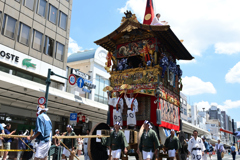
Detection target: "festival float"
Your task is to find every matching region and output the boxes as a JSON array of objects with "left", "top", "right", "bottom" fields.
[{"left": 88, "top": 2, "right": 194, "bottom": 160}]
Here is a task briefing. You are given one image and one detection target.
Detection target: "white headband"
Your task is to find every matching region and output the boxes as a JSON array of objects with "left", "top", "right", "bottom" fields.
[
  {"left": 144, "top": 120, "right": 152, "bottom": 128},
  {"left": 37, "top": 105, "right": 48, "bottom": 114},
  {"left": 115, "top": 121, "right": 121, "bottom": 126}
]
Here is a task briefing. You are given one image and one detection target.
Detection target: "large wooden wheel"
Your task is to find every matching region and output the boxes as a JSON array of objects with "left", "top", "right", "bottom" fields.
[{"left": 88, "top": 123, "right": 110, "bottom": 160}]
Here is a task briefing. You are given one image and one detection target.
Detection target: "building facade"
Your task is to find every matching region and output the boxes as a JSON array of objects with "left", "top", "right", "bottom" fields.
[
  {"left": 0, "top": 0, "right": 106, "bottom": 135},
  {"left": 180, "top": 92, "right": 188, "bottom": 121},
  {"left": 67, "top": 47, "right": 110, "bottom": 127},
  {"left": 67, "top": 47, "right": 110, "bottom": 105}
]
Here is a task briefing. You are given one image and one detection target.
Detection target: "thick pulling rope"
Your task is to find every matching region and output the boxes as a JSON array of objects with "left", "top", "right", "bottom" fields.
[
  {"left": 0, "top": 135, "right": 109, "bottom": 139},
  {"left": 57, "top": 137, "right": 80, "bottom": 160},
  {"left": 0, "top": 149, "right": 31, "bottom": 152},
  {"left": 19, "top": 138, "right": 36, "bottom": 153}
]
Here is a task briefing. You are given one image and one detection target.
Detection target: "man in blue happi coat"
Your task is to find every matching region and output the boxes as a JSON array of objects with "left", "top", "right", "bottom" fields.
[
  {"left": 201, "top": 136, "right": 209, "bottom": 160},
  {"left": 27, "top": 105, "right": 52, "bottom": 160}
]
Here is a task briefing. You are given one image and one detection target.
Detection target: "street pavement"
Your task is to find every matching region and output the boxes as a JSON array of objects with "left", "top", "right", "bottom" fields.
[
  {"left": 0, "top": 153, "right": 238, "bottom": 160},
  {"left": 72, "top": 153, "right": 237, "bottom": 160}
]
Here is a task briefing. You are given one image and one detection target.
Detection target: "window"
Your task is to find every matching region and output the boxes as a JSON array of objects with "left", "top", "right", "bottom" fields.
[
  {"left": 36, "top": 0, "right": 47, "bottom": 17},
  {"left": 48, "top": 4, "right": 57, "bottom": 24},
  {"left": 13, "top": 70, "right": 33, "bottom": 81},
  {"left": 55, "top": 42, "right": 64, "bottom": 61},
  {"left": 59, "top": 11, "right": 67, "bottom": 30},
  {"left": 32, "top": 30, "right": 43, "bottom": 51},
  {"left": 43, "top": 36, "right": 54, "bottom": 57},
  {"left": 95, "top": 75, "right": 109, "bottom": 104},
  {"left": 15, "top": 0, "right": 20, "bottom": 2},
  {"left": 2, "top": 15, "right": 17, "bottom": 39},
  {"left": 0, "top": 65, "right": 10, "bottom": 73},
  {"left": 184, "top": 109, "right": 187, "bottom": 115},
  {"left": 18, "top": 23, "right": 31, "bottom": 46},
  {"left": 22, "top": 0, "right": 35, "bottom": 10}
]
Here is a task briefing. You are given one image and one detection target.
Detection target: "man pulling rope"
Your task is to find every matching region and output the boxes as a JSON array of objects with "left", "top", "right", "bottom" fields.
[{"left": 27, "top": 105, "right": 52, "bottom": 160}]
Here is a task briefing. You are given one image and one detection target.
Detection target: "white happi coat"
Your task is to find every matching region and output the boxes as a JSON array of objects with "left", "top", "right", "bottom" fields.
[
  {"left": 150, "top": 17, "right": 163, "bottom": 26},
  {"left": 108, "top": 97, "right": 124, "bottom": 125},
  {"left": 124, "top": 95, "right": 138, "bottom": 126},
  {"left": 187, "top": 137, "right": 205, "bottom": 160}
]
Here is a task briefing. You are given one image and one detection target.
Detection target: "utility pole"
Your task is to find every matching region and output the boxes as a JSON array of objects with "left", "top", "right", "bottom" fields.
[{"left": 45, "top": 68, "right": 68, "bottom": 108}]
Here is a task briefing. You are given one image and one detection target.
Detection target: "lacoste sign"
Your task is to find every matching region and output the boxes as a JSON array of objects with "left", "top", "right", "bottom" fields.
[{"left": 22, "top": 58, "right": 36, "bottom": 68}]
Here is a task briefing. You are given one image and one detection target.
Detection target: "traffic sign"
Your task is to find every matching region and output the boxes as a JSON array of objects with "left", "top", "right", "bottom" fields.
[
  {"left": 38, "top": 97, "right": 46, "bottom": 105},
  {"left": 77, "top": 77, "right": 84, "bottom": 88},
  {"left": 68, "top": 74, "right": 76, "bottom": 85}
]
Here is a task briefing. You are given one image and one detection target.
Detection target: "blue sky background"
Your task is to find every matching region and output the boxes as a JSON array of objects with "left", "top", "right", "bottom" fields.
[{"left": 69, "top": 0, "right": 240, "bottom": 128}]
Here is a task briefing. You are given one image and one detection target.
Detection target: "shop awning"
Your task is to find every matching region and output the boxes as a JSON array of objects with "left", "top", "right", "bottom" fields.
[{"left": 0, "top": 71, "right": 108, "bottom": 123}]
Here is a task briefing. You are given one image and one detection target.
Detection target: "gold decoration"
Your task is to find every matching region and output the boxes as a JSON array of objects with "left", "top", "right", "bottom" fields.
[
  {"left": 121, "top": 14, "right": 138, "bottom": 24},
  {"left": 144, "top": 14, "right": 152, "bottom": 20},
  {"left": 121, "top": 14, "right": 138, "bottom": 32}
]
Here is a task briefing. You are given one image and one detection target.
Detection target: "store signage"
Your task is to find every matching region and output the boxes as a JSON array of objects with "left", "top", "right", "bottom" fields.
[
  {"left": 22, "top": 58, "right": 36, "bottom": 68},
  {"left": 0, "top": 50, "right": 19, "bottom": 62},
  {"left": 70, "top": 113, "right": 77, "bottom": 126},
  {"left": 72, "top": 69, "right": 89, "bottom": 80},
  {"left": 0, "top": 44, "right": 66, "bottom": 83},
  {"left": 84, "top": 79, "right": 96, "bottom": 89}
]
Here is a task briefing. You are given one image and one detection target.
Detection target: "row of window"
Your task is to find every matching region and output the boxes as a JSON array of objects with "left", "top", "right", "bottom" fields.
[
  {"left": 14, "top": 0, "right": 68, "bottom": 30},
  {"left": 0, "top": 65, "right": 64, "bottom": 90},
  {"left": 0, "top": 12, "right": 65, "bottom": 61},
  {"left": 94, "top": 75, "right": 110, "bottom": 105}
]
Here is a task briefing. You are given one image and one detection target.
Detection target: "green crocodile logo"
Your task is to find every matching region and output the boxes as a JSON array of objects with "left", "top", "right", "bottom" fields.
[{"left": 22, "top": 58, "right": 36, "bottom": 68}]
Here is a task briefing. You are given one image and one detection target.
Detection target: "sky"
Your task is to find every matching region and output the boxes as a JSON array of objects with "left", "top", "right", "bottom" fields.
[{"left": 69, "top": 0, "right": 240, "bottom": 128}]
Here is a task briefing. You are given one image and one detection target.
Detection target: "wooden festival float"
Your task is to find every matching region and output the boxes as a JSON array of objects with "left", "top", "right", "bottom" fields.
[{"left": 88, "top": 11, "right": 194, "bottom": 160}]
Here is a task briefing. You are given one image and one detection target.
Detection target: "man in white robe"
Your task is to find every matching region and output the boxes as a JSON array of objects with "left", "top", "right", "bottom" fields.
[
  {"left": 124, "top": 89, "right": 138, "bottom": 128},
  {"left": 151, "top": 13, "right": 168, "bottom": 26},
  {"left": 188, "top": 130, "right": 205, "bottom": 160},
  {"left": 108, "top": 91, "right": 124, "bottom": 125}
]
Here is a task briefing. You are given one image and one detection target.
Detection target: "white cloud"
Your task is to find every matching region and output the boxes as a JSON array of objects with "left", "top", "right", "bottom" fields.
[
  {"left": 118, "top": 0, "right": 240, "bottom": 56},
  {"left": 182, "top": 76, "right": 216, "bottom": 96},
  {"left": 194, "top": 99, "right": 240, "bottom": 112},
  {"left": 194, "top": 101, "right": 212, "bottom": 111},
  {"left": 225, "top": 62, "right": 240, "bottom": 83},
  {"left": 215, "top": 42, "right": 240, "bottom": 55},
  {"left": 178, "top": 59, "right": 197, "bottom": 65},
  {"left": 68, "top": 37, "right": 83, "bottom": 56}
]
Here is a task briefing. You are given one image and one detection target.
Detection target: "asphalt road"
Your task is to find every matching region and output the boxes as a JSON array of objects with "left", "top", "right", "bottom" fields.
[
  {"left": 1, "top": 153, "right": 236, "bottom": 160},
  {"left": 74, "top": 153, "right": 238, "bottom": 159}
]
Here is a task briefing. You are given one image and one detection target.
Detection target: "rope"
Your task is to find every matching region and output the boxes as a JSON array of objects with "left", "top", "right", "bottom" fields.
[
  {"left": 19, "top": 138, "right": 35, "bottom": 153},
  {"left": 57, "top": 137, "right": 79, "bottom": 160},
  {"left": 0, "top": 149, "right": 31, "bottom": 152},
  {"left": 0, "top": 135, "right": 109, "bottom": 139}
]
